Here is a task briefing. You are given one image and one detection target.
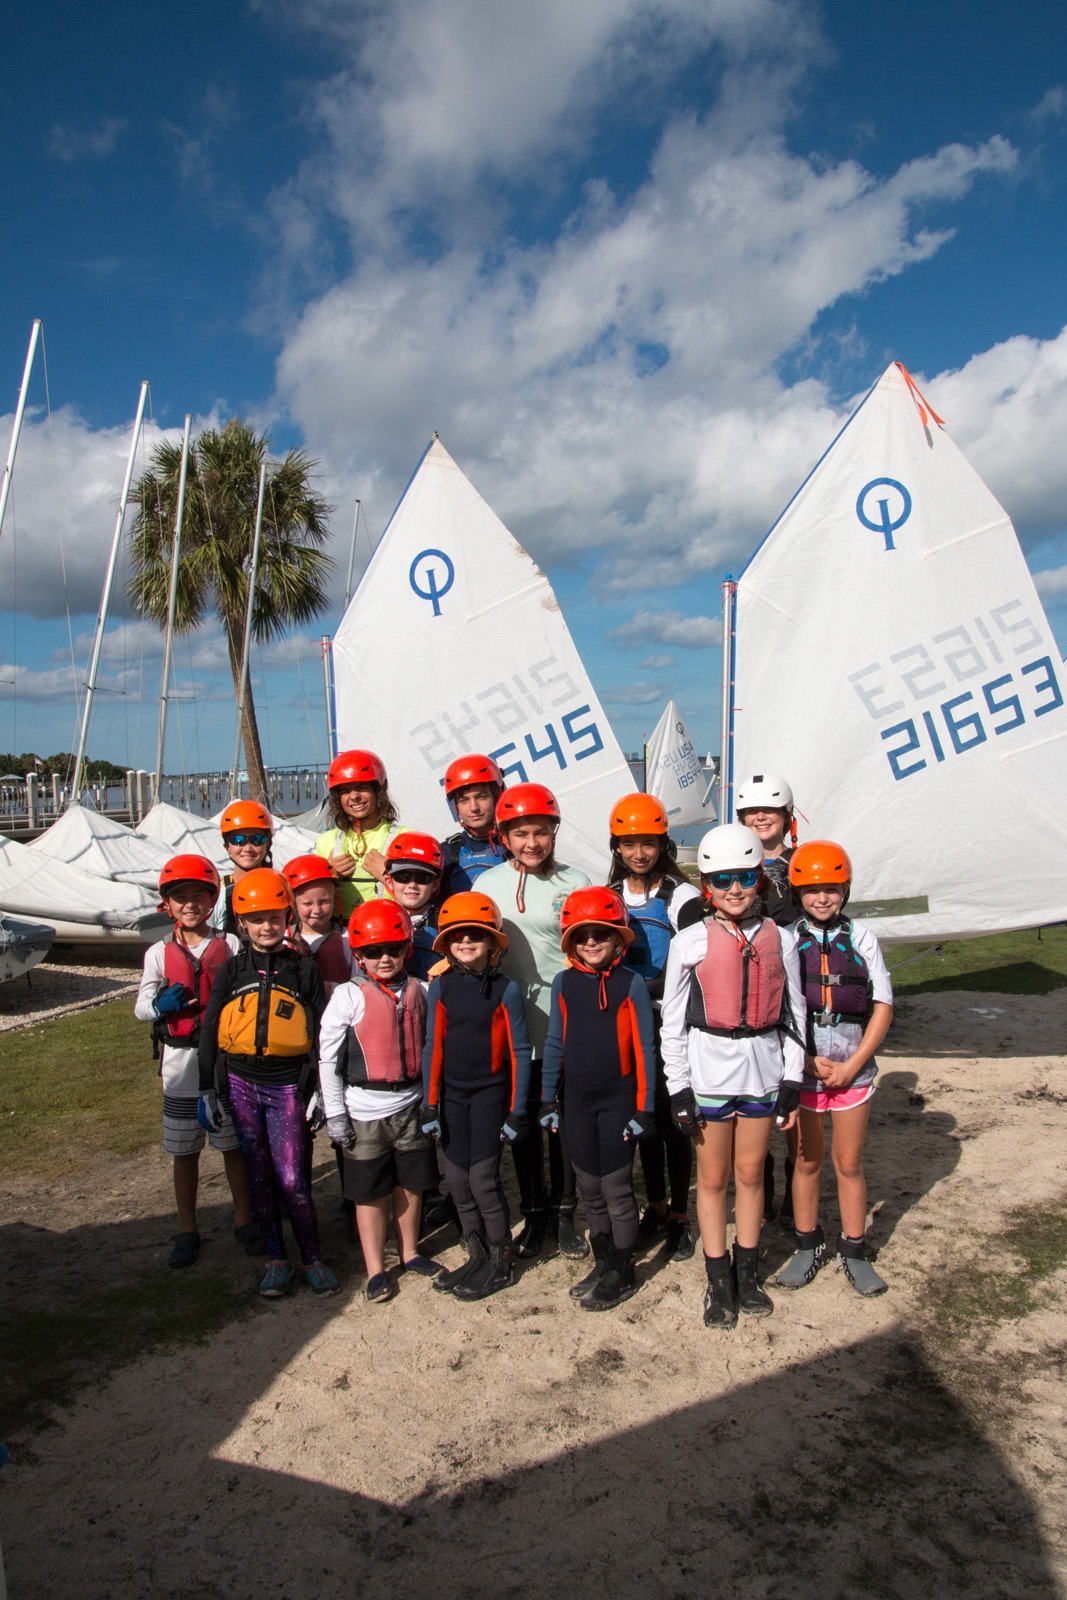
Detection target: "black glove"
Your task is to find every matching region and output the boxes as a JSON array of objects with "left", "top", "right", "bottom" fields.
[
  {"left": 622, "top": 1110, "right": 657, "bottom": 1142},
  {"left": 775, "top": 1082, "right": 801, "bottom": 1125},
  {"left": 420, "top": 1104, "right": 443, "bottom": 1140},
  {"left": 500, "top": 1112, "right": 530, "bottom": 1144},
  {"left": 538, "top": 1100, "right": 561, "bottom": 1132},
  {"left": 305, "top": 1091, "right": 327, "bottom": 1134},
  {"left": 670, "top": 1087, "right": 703, "bottom": 1138},
  {"left": 154, "top": 981, "right": 192, "bottom": 1017}
]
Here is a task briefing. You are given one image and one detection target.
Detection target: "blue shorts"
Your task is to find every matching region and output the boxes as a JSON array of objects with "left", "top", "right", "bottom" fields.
[{"left": 696, "top": 1091, "right": 777, "bottom": 1123}]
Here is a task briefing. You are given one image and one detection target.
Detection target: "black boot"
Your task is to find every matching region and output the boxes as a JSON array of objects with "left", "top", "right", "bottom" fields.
[
  {"left": 762, "top": 1150, "right": 776, "bottom": 1223},
  {"left": 569, "top": 1230, "right": 611, "bottom": 1299},
  {"left": 433, "top": 1233, "right": 487, "bottom": 1293},
  {"left": 514, "top": 1206, "right": 550, "bottom": 1259},
  {"left": 733, "top": 1241, "right": 773, "bottom": 1316},
  {"left": 703, "top": 1252, "right": 738, "bottom": 1330},
  {"left": 581, "top": 1243, "right": 636, "bottom": 1311},
  {"left": 422, "top": 1191, "right": 459, "bottom": 1234},
  {"left": 554, "top": 1202, "right": 589, "bottom": 1260},
  {"left": 778, "top": 1156, "right": 796, "bottom": 1236},
  {"left": 453, "top": 1240, "right": 515, "bottom": 1300}
]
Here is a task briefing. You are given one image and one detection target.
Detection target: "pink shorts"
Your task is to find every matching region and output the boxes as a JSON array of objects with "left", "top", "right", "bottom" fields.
[{"left": 799, "top": 1081, "right": 875, "bottom": 1115}]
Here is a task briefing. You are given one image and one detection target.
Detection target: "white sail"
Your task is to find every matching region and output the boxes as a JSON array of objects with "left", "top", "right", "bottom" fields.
[
  {"left": 332, "top": 438, "right": 632, "bottom": 876},
  {"left": 733, "top": 361, "right": 1067, "bottom": 940},
  {"left": 644, "top": 700, "right": 716, "bottom": 828}
]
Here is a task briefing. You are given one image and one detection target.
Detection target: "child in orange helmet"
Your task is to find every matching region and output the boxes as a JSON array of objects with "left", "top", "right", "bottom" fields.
[
  {"left": 199, "top": 868, "right": 336, "bottom": 1299},
  {"left": 775, "top": 841, "right": 893, "bottom": 1297},
  {"left": 212, "top": 799, "right": 273, "bottom": 936},
  {"left": 315, "top": 749, "right": 401, "bottom": 919},
  {"left": 607, "top": 792, "right": 702, "bottom": 1262}
]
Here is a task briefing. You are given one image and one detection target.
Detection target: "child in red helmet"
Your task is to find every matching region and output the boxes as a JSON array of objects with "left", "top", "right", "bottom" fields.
[
  {"left": 135, "top": 854, "right": 259, "bottom": 1268},
  {"left": 382, "top": 832, "right": 445, "bottom": 983},
  {"left": 440, "top": 753, "right": 508, "bottom": 893},
  {"left": 540, "top": 887, "right": 656, "bottom": 1310},
  {"left": 478, "top": 783, "right": 591, "bottom": 1261},
  {"left": 199, "top": 868, "right": 336, "bottom": 1299},
  {"left": 315, "top": 749, "right": 402, "bottom": 919},
  {"left": 775, "top": 840, "right": 893, "bottom": 1297}
]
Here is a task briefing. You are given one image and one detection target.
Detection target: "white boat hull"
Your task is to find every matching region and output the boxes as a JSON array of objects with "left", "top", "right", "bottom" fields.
[{"left": 0, "top": 915, "right": 55, "bottom": 982}]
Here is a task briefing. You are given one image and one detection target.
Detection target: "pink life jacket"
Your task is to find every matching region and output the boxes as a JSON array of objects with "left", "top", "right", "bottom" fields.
[
  {"left": 156, "top": 933, "right": 232, "bottom": 1049},
  {"left": 339, "top": 972, "right": 427, "bottom": 1089},
  {"left": 308, "top": 929, "right": 350, "bottom": 987},
  {"left": 685, "top": 917, "right": 789, "bottom": 1039}
]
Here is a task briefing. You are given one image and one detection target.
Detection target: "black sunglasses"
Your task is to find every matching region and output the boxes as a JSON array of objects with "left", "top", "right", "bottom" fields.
[
  {"left": 359, "top": 942, "right": 408, "bottom": 960},
  {"left": 388, "top": 868, "right": 438, "bottom": 885}
]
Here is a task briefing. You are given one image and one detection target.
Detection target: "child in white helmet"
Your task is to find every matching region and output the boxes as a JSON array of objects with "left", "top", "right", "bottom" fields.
[
  {"left": 774, "top": 840, "right": 893, "bottom": 1297},
  {"left": 659, "top": 823, "right": 805, "bottom": 1331}
]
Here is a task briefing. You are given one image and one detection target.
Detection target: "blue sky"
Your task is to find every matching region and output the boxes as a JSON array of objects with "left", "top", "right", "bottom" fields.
[{"left": 1, "top": 0, "right": 1065, "bottom": 774}]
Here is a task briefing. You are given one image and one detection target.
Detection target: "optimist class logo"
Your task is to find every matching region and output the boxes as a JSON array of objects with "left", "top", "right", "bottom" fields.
[
  {"left": 856, "top": 478, "right": 912, "bottom": 552},
  {"left": 409, "top": 549, "right": 456, "bottom": 616}
]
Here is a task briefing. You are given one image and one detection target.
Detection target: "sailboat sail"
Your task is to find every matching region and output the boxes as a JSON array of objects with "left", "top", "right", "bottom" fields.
[
  {"left": 332, "top": 439, "right": 632, "bottom": 875},
  {"left": 733, "top": 361, "right": 1067, "bottom": 940},
  {"left": 644, "top": 700, "right": 716, "bottom": 828}
]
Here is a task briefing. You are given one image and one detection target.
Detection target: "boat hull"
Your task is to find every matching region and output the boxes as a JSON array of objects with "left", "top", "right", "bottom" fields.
[{"left": 0, "top": 916, "right": 55, "bottom": 982}]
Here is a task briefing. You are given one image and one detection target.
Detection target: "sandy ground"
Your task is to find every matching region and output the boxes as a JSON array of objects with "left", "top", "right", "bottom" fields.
[{"left": 2, "top": 987, "right": 1066, "bottom": 1599}]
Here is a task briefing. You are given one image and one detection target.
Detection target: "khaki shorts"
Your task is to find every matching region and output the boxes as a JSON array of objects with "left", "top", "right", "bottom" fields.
[{"left": 341, "top": 1102, "right": 438, "bottom": 1202}]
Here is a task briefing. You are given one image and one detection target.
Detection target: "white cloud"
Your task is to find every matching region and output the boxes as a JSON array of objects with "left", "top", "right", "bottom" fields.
[
  {"left": 1034, "top": 565, "right": 1067, "bottom": 598},
  {"left": 638, "top": 652, "right": 674, "bottom": 670},
  {"left": 45, "top": 117, "right": 126, "bottom": 163},
  {"left": 599, "top": 680, "right": 665, "bottom": 705},
  {"left": 610, "top": 609, "right": 720, "bottom": 648}
]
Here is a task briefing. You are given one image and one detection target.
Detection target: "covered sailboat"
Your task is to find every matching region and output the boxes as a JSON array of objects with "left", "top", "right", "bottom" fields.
[
  {"left": 26, "top": 802, "right": 173, "bottom": 890},
  {"left": 332, "top": 438, "right": 632, "bottom": 875},
  {"left": 0, "top": 835, "right": 169, "bottom": 941},
  {"left": 644, "top": 699, "right": 716, "bottom": 829},
  {"left": 730, "top": 361, "right": 1067, "bottom": 940},
  {"left": 0, "top": 913, "right": 54, "bottom": 983}
]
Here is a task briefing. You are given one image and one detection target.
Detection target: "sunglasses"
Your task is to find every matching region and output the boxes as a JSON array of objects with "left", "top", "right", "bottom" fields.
[
  {"left": 572, "top": 926, "right": 615, "bottom": 943},
  {"left": 225, "top": 831, "right": 270, "bottom": 847},
  {"left": 359, "top": 942, "right": 408, "bottom": 960},
  {"left": 705, "top": 868, "right": 761, "bottom": 890},
  {"left": 388, "top": 868, "right": 438, "bottom": 885}
]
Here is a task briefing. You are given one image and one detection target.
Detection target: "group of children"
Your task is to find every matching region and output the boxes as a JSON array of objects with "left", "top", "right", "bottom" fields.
[{"left": 137, "top": 750, "right": 893, "bottom": 1331}]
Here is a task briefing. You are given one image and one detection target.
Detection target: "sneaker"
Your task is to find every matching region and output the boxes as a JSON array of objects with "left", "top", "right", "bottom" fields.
[
  {"left": 258, "top": 1262, "right": 293, "bottom": 1299},
  {"left": 401, "top": 1253, "right": 441, "bottom": 1277},
  {"left": 838, "top": 1237, "right": 888, "bottom": 1297},
  {"left": 233, "top": 1221, "right": 266, "bottom": 1258},
  {"left": 306, "top": 1262, "right": 339, "bottom": 1297},
  {"left": 366, "top": 1272, "right": 395, "bottom": 1303},
  {"left": 664, "top": 1218, "right": 695, "bottom": 1262},
  {"left": 168, "top": 1232, "right": 200, "bottom": 1269}
]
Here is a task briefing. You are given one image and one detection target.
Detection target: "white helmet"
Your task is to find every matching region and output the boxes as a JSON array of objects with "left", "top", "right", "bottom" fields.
[
  {"left": 735, "top": 772, "right": 793, "bottom": 813},
  {"left": 697, "top": 824, "right": 764, "bottom": 876}
]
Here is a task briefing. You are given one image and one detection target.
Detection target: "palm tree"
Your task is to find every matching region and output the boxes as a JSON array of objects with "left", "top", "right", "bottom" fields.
[{"left": 128, "top": 417, "right": 334, "bottom": 805}]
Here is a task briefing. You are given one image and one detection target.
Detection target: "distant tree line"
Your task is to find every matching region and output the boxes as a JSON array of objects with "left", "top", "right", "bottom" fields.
[{"left": 0, "top": 753, "right": 127, "bottom": 784}]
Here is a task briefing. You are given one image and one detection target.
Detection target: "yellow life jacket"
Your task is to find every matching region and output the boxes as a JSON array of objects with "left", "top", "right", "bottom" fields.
[{"left": 216, "top": 947, "right": 313, "bottom": 1059}]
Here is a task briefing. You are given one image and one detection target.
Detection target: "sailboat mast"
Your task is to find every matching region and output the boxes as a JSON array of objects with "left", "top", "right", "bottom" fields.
[
  {"left": 228, "top": 463, "right": 268, "bottom": 799},
  {"left": 70, "top": 381, "right": 150, "bottom": 804},
  {"left": 342, "top": 497, "right": 361, "bottom": 611},
  {"left": 718, "top": 576, "right": 737, "bottom": 823},
  {"left": 0, "top": 319, "right": 43, "bottom": 543},
  {"left": 320, "top": 635, "right": 335, "bottom": 757},
  {"left": 153, "top": 415, "right": 193, "bottom": 800}
]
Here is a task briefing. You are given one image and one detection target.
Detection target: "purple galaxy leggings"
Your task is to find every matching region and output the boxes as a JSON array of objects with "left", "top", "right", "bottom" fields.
[{"left": 226, "top": 1074, "right": 322, "bottom": 1264}]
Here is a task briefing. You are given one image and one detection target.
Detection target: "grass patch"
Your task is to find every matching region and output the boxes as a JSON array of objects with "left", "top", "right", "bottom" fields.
[
  {"left": 923, "top": 1192, "right": 1067, "bottom": 1345},
  {"left": 1, "top": 1268, "right": 255, "bottom": 1439},
  {"left": 887, "top": 925, "right": 1067, "bottom": 997},
  {"left": 0, "top": 998, "right": 159, "bottom": 1179}
]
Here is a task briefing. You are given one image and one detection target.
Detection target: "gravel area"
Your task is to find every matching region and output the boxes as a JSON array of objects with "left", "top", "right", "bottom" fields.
[{"left": 0, "top": 943, "right": 143, "bottom": 1032}]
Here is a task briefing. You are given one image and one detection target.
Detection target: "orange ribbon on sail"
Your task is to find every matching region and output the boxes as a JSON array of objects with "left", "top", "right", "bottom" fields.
[{"left": 896, "top": 362, "right": 945, "bottom": 430}]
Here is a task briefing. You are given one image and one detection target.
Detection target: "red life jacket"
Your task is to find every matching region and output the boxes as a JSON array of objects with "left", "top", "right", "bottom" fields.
[
  {"left": 686, "top": 917, "right": 789, "bottom": 1039},
  {"left": 339, "top": 972, "right": 427, "bottom": 1090},
  {"left": 306, "top": 929, "right": 350, "bottom": 987},
  {"left": 155, "top": 933, "right": 231, "bottom": 1051}
]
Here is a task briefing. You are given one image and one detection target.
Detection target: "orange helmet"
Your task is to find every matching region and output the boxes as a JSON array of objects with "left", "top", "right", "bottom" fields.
[
  {"left": 559, "top": 886, "right": 633, "bottom": 953},
  {"left": 609, "top": 792, "right": 669, "bottom": 839},
  {"left": 348, "top": 899, "right": 413, "bottom": 953},
  {"left": 384, "top": 832, "right": 445, "bottom": 876},
  {"left": 432, "top": 892, "right": 508, "bottom": 953},
  {"left": 444, "top": 754, "right": 504, "bottom": 796},
  {"left": 231, "top": 867, "right": 292, "bottom": 915},
  {"left": 328, "top": 749, "right": 386, "bottom": 790},
  {"left": 281, "top": 854, "right": 336, "bottom": 894},
  {"left": 158, "top": 854, "right": 221, "bottom": 897},
  {"left": 220, "top": 799, "right": 273, "bottom": 836},
  {"left": 495, "top": 783, "right": 560, "bottom": 830},
  {"left": 788, "top": 840, "right": 852, "bottom": 888}
]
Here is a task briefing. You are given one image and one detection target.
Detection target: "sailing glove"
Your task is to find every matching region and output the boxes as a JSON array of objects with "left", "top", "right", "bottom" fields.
[
  {"left": 304, "top": 1091, "right": 327, "bottom": 1133},
  {"left": 538, "top": 1100, "right": 561, "bottom": 1133},
  {"left": 623, "top": 1110, "right": 657, "bottom": 1142},
  {"left": 500, "top": 1113, "right": 529, "bottom": 1144},
  {"left": 775, "top": 1083, "right": 801, "bottom": 1126},
  {"left": 420, "top": 1104, "right": 442, "bottom": 1141},
  {"left": 327, "top": 1115, "right": 356, "bottom": 1150},
  {"left": 154, "top": 981, "right": 192, "bottom": 1017},
  {"left": 197, "top": 1091, "right": 222, "bottom": 1132},
  {"left": 670, "top": 1088, "right": 703, "bottom": 1138}
]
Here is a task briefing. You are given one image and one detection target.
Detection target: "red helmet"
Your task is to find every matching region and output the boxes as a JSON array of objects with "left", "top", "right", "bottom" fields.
[
  {"left": 609, "top": 792, "right": 669, "bottom": 839},
  {"left": 432, "top": 892, "right": 508, "bottom": 953},
  {"left": 158, "top": 854, "right": 221, "bottom": 896},
  {"left": 220, "top": 799, "right": 273, "bottom": 836},
  {"left": 281, "top": 853, "right": 336, "bottom": 894},
  {"left": 788, "top": 840, "right": 852, "bottom": 888},
  {"left": 328, "top": 749, "right": 386, "bottom": 790},
  {"left": 443, "top": 754, "right": 504, "bottom": 796},
  {"left": 384, "top": 832, "right": 445, "bottom": 876},
  {"left": 231, "top": 868, "right": 292, "bottom": 915},
  {"left": 347, "top": 898, "right": 413, "bottom": 953},
  {"left": 559, "top": 886, "right": 633, "bottom": 953},
  {"left": 495, "top": 783, "right": 560, "bottom": 830}
]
